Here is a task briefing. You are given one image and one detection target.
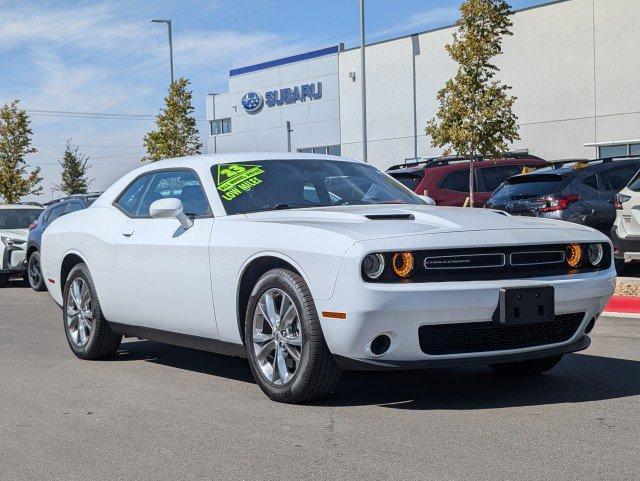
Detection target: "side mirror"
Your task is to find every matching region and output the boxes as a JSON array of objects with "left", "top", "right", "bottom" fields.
[
  {"left": 418, "top": 194, "right": 436, "bottom": 206},
  {"left": 149, "top": 198, "right": 194, "bottom": 230}
]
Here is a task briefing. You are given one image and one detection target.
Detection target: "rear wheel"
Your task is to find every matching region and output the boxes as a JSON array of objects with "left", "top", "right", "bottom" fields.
[
  {"left": 488, "top": 354, "right": 563, "bottom": 375},
  {"left": 63, "top": 263, "right": 121, "bottom": 359},
  {"left": 28, "top": 251, "right": 47, "bottom": 291},
  {"left": 245, "top": 268, "right": 341, "bottom": 403},
  {"left": 0, "top": 274, "right": 8, "bottom": 288}
]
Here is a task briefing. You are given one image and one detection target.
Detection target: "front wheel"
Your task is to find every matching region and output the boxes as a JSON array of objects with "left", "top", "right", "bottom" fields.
[
  {"left": 63, "top": 263, "right": 121, "bottom": 359},
  {"left": 488, "top": 354, "right": 563, "bottom": 376},
  {"left": 615, "top": 258, "right": 625, "bottom": 275},
  {"left": 28, "top": 251, "right": 47, "bottom": 291},
  {"left": 245, "top": 268, "right": 341, "bottom": 403}
]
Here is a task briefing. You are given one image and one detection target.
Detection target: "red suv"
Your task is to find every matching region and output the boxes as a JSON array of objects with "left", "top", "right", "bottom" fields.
[{"left": 387, "top": 153, "right": 549, "bottom": 206}]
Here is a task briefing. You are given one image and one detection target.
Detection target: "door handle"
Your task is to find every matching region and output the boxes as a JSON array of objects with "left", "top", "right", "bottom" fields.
[{"left": 121, "top": 227, "right": 134, "bottom": 237}]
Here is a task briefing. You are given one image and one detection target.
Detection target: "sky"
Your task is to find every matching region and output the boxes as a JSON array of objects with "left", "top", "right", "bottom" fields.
[{"left": 0, "top": 0, "right": 548, "bottom": 201}]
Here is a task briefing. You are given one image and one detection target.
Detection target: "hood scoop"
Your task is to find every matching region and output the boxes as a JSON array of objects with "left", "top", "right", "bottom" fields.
[{"left": 365, "top": 213, "right": 415, "bottom": 221}]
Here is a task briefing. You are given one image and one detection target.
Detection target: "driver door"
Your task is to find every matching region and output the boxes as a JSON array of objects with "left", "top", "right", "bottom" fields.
[{"left": 114, "top": 169, "right": 218, "bottom": 338}]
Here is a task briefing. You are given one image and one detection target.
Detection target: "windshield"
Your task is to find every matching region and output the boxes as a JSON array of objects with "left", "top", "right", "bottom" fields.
[
  {"left": 0, "top": 209, "right": 42, "bottom": 229},
  {"left": 490, "top": 175, "right": 564, "bottom": 202},
  {"left": 212, "top": 159, "right": 425, "bottom": 215}
]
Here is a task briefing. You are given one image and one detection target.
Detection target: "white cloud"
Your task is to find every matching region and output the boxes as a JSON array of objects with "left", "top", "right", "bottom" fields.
[
  {"left": 371, "top": 6, "right": 460, "bottom": 40},
  {"left": 0, "top": 0, "right": 312, "bottom": 201}
]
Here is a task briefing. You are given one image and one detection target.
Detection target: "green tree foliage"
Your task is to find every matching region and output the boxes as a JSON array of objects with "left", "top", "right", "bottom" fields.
[
  {"left": 0, "top": 100, "right": 42, "bottom": 204},
  {"left": 426, "top": 0, "right": 519, "bottom": 205},
  {"left": 57, "top": 140, "right": 92, "bottom": 195},
  {"left": 143, "top": 78, "right": 202, "bottom": 162}
]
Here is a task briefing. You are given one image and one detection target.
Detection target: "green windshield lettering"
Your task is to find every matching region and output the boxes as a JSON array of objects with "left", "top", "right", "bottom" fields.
[{"left": 216, "top": 163, "right": 264, "bottom": 201}]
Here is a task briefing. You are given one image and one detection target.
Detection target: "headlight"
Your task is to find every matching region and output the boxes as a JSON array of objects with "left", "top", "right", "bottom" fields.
[
  {"left": 391, "top": 252, "right": 415, "bottom": 278},
  {"left": 362, "top": 253, "right": 385, "bottom": 279},
  {"left": 587, "top": 243, "right": 604, "bottom": 266},
  {"left": 565, "top": 243, "right": 583, "bottom": 268},
  {"left": 1, "top": 236, "right": 15, "bottom": 246}
]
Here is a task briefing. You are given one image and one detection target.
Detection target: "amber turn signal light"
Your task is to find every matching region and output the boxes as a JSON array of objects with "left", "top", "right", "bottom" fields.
[
  {"left": 392, "top": 252, "right": 415, "bottom": 278},
  {"left": 565, "top": 243, "right": 583, "bottom": 268}
]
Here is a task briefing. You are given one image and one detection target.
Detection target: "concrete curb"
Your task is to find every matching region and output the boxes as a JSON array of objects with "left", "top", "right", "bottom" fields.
[{"left": 604, "top": 296, "right": 640, "bottom": 315}]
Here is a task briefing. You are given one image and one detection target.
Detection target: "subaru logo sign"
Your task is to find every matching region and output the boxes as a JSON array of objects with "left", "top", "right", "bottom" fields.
[{"left": 241, "top": 91, "right": 263, "bottom": 113}]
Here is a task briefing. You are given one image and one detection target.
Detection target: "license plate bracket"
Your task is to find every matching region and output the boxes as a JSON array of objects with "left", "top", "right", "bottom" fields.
[{"left": 499, "top": 286, "right": 554, "bottom": 324}]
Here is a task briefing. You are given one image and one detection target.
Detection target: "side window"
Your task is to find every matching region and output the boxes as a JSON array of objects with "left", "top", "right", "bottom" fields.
[
  {"left": 116, "top": 174, "right": 152, "bottom": 216},
  {"left": 66, "top": 202, "right": 84, "bottom": 214},
  {"left": 583, "top": 174, "right": 598, "bottom": 191},
  {"left": 600, "top": 164, "right": 639, "bottom": 191},
  {"left": 137, "top": 170, "right": 210, "bottom": 217},
  {"left": 480, "top": 165, "right": 521, "bottom": 192},
  {"left": 440, "top": 170, "right": 470, "bottom": 192}
]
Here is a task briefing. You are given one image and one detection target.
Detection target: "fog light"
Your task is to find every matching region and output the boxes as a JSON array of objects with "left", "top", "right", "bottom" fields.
[
  {"left": 392, "top": 252, "right": 415, "bottom": 278},
  {"left": 370, "top": 334, "right": 391, "bottom": 355},
  {"left": 587, "top": 243, "right": 604, "bottom": 266},
  {"left": 565, "top": 243, "right": 583, "bottom": 268}
]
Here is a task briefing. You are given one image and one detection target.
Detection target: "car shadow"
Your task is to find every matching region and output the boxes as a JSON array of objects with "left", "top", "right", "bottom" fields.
[
  {"left": 114, "top": 340, "right": 254, "bottom": 384},
  {"left": 113, "top": 340, "right": 640, "bottom": 410}
]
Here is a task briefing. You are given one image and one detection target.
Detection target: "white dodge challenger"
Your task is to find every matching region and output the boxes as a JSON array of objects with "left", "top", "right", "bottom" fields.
[{"left": 41, "top": 153, "right": 616, "bottom": 403}]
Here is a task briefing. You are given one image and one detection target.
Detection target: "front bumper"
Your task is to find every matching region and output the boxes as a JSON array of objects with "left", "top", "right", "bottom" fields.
[
  {"left": 1, "top": 243, "right": 27, "bottom": 275},
  {"left": 611, "top": 226, "right": 640, "bottom": 260},
  {"left": 318, "top": 264, "right": 615, "bottom": 370}
]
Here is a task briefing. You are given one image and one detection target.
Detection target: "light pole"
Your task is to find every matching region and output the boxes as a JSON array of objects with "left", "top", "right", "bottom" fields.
[
  {"left": 359, "top": 0, "right": 368, "bottom": 163},
  {"left": 150, "top": 19, "right": 174, "bottom": 84}
]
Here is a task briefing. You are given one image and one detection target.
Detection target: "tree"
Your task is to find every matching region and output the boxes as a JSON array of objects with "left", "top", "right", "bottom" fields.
[
  {"left": 143, "top": 78, "right": 202, "bottom": 162},
  {"left": 426, "top": 0, "right": 519, "bottom": 206},
  {"left": 56, "top": 140, "right": 92, "bottom": 195},
  {"left": 0, "top": 100, "right": 42, "bottom": 203}
]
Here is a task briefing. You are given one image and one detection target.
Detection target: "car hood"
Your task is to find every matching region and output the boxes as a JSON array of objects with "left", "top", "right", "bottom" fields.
[
  {"left": 243, "top": 204, "right": 592, "bottom": 241},
  {"left": 0, "top": 228, "right": 28, "bottom": 242}
]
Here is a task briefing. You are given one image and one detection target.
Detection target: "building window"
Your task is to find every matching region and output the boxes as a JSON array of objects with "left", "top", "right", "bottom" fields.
[
  {"left": 211, "top": 118, "right": 231, "bottom": 135},
  {"left": 297, "top": 145, "right": 341, "bottom": 155},
  {"left": 597, "top": 143, "right": 640, "bottom": 158}
]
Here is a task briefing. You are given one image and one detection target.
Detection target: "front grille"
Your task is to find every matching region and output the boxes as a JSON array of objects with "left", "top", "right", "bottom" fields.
[
  {"left": 418, "top": 313, "right": 584, "bottom": 355},
  {"left": 364, "top": 243, "right": 611, "bottom": 283}
]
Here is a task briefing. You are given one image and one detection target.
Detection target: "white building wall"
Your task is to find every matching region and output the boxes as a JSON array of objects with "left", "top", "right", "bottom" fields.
[
  {"left": 207, "top": 48, "right": 341, "bottom": 155},
  {"left": 339, "top": 0, "right": 640, "bottom": 170}
]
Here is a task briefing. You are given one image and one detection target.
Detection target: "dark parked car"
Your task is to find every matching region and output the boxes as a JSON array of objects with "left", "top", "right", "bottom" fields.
[
  {"left": 485, "top": 156, "right": 640, "bottom": 234},
  {"left": 26, "top": 193, "right": 101, "bottom": 291},
  {"left": 387, "top": 152, "right": 548, "bottom": 206}
]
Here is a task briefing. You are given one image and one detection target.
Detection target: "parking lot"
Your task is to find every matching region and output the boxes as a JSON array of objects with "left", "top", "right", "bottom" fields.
[{"left": 0, "top": 284, "right": 638, "bottom": 480}]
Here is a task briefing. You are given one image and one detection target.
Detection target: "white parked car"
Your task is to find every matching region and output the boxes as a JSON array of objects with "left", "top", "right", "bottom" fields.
[
  {"left": 611, "top": 172, "right": 640, "bottom": 273},
  {"left": 1, "top": 204, "right": 43, "bottom": 287},
  {"left": 41, "top": 153, "right": 616, "bottom": 403}
]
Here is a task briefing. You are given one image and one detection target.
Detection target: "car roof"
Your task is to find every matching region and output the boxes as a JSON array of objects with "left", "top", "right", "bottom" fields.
[
  {"left": 387, "top": 156, "right": 547, "bottom": 175},
  {"left": 134, "top": 153, "right": 361, "bottom": 172},
  {"left": 531, "top": 157, "right": 640, "bottom": 177},
  {"left": 0, "top": 204, "right": 43, "bottom": 210}
]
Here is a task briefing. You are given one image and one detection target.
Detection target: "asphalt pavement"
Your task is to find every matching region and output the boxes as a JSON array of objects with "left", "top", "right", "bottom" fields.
[{"left": 1, "top": 283, "right": 639, "bottom": 480}]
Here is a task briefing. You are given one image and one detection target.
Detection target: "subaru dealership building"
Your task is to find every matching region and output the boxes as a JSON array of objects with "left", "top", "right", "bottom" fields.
[{"left": 205, "top": 0, "right": 640, "bottom": 170}]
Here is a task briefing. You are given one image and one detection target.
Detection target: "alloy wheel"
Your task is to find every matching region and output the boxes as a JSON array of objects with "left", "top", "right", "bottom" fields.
[
  {"left": 28, "top": 255, "right": 41, "bottom": 288},
  {"left": 65, "top": 278, "right": 94, "bottom": 347},
  {"left": 252, "top": 288, "right": 302, "bottom": 385}
]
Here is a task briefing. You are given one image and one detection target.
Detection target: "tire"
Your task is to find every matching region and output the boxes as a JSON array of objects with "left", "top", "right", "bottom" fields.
[
  {"left": 27, "top": 251, "right": 47, "bottom": 291},
  {"left": 615, "top": 258, "right": 625, "bottom": 275},
  {"left": 0, "top": 274, "right": 8, "bottom": 288},
  {"left": 245, "top": 268, "right": 341, "bottom": 403},
  {"left": 488, "top": 354, "right": 564, "bottom": 376},
  {"left": 62, "top": 263, "right": 121, "bottom": 360}
]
